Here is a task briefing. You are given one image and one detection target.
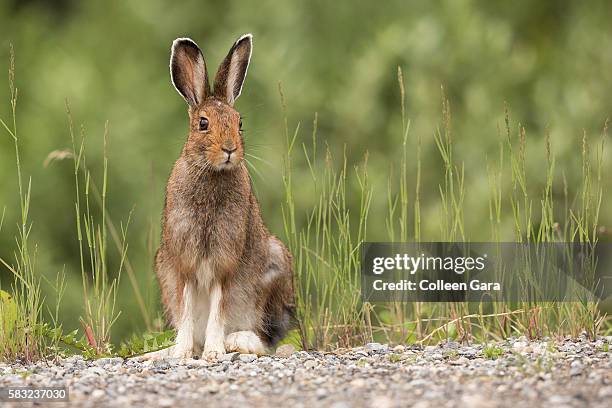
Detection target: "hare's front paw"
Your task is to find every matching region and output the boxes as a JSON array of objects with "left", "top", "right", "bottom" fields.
[
  {"left": 202, "top": 342, "right": 226, "bottom": 361},
  {"left": 172, "top": 346, "right": 195, "bottom": 359}
]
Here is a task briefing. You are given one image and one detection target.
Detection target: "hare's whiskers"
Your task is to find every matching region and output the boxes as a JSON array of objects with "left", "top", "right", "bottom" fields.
[
  {"left": 244, "top": 157, "right": 265, "bottom": 180},
  {"left": 245, "top": 152, "right": 271, "bottom": 167}
]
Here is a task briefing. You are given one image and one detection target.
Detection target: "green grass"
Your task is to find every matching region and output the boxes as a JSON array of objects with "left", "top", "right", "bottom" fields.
[
  {"left": 0, "top": 48, "right": 164, "bottom": 361},
  {"left": 65, "top": 103, "right": 128, "bottom": 355},
  {"left": 0, "top": 46, "right": 46, "bottom": 362},
  {"left": 280, "top": 82, "right": 372, "bottom": 350},
  {"left": 280, "top": 68, "right": 610, "bottom": 350}
]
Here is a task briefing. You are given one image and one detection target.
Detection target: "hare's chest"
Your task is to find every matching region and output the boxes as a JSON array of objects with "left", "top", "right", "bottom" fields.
[{"left": 166, "top": 198, "right": 246, "bottom": 261}]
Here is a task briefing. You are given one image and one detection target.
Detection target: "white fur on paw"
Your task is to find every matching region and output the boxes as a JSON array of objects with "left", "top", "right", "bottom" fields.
[
  {"left": 202, "top": 350, "right": 223, "bottom": 361},
  {"left": 202, "top": 343, "right": 226, "bottom": 361},
  {"left": 225, "top": 331, "right": 266, "bottom": 355},
  {"left": 172, "top": 346, "right": 195, "bottom": 359}
]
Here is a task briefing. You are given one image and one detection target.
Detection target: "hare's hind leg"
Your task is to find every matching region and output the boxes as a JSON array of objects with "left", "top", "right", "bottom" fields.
[
  {"left": 222, "top": 238, "right": 293, "bottom": 356},
  {"left": 225, "top": 331, "right": 267, "bottom": 355},
  {"left": 258, "top": 237, "right": 295, "bottom": 346},
  {"left": 133, "top": 344, "right": 175, "bottom": 361}
]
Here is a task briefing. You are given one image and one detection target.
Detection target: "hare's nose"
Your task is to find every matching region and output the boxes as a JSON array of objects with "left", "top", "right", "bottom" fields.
[{"left": 222, "top": 147, "right": 237, "bottom": 160}]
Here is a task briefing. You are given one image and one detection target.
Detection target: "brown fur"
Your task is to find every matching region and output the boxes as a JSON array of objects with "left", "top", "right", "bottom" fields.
[{"left": 156, "top": 35, "right": 294, "bottom": 351}]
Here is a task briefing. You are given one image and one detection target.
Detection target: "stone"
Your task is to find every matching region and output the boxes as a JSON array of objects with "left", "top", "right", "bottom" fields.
[
  {"left": 569, "top": 360, "right": 583, "bottom": 376},
  {"left": 152, "top": 360, "right": 170, "bottom": 371},
  {"left": 449, "top": 356, "right": 469, "bottom": 365},
  {"left": 93, "top": 357, "right": 123, "bottom": 366},
  {"left": 365, "top": 342, "right": 385, "bottom": 352},
  {"left": 370, "top": 395, "right": 393, "bottom": 408},
  {"left": 91, "top": 389, "right": 105, "bottom": 399},
  {"left": 158, "top": 398, "right": 175, "bottom": 407},
  {"left": 238, "top": 354, "right": 257, "bottom": 363},
  {"left": 304, "top": 359, "right": 318, "bottom": 369},
  {"left": 220, "top": 352, "right": 240, "bottom": 362},
  {"left": 276, "top": 344, "right": 297, "bottom": 358},
  {"left": 350, "top": 378, "right": 367, "bottom": 388}
]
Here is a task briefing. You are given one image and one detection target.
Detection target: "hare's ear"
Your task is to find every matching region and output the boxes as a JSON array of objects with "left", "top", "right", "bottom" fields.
[
  {"left": 170, "top": 38, "right": 210, "bottom": 107},
  {"left": 214, "top": 33, "right": 252, "bottom": 106}
]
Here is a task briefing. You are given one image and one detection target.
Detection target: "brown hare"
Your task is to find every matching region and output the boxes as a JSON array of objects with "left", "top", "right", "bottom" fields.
[{"left": 151, "top": 34, "right": 294, "bottom": 360}]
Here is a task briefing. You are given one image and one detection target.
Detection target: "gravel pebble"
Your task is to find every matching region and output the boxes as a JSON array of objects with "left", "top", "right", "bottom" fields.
[
  {"left": 93, "top": 357, "right": 123, "bottom": 367},
  {"left": 219, "top": 352, "right": 240, "bottom": 362},
  {"left": 365, "top": 342, "right": 387, "bottom": 352},
  {"left": 275, "top": 344, "right": 296, "bottom": 358},
  {"left": 304, "top": 359, "right": 318, "bottom": 369},
  {"left": 238, "top": 354, "right": 257, "bottom": 363}
]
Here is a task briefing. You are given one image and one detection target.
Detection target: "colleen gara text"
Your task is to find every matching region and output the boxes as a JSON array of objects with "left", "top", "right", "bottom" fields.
[{"left": 372, "top": 279, "right": 501, "bottom": 291}]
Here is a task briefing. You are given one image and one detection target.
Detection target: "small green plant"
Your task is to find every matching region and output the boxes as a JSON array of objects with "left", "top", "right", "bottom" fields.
[
  {"left": 356, "top": 357, "right": 369, "bottom": 367},
  {"left": 42, "top": 326, "right": 99, "bottom": 359},
  {"left": 15, "top": 369, "right": 33, "bottom": 379},
  {"left": 446, "top": 349, "right": 459, "bottom": 359},
  {"left": 42, "top": 325, "right": 174, "bottom": 359},
  {"left": 115, "top": 330, "right": 175, "bottom": 359},
  {"left": 483, "top": 344, "right": 504, "bottom": 360},
  {"left": 388, "top": 353, "right": 403, "bottom": 363},
  {"left": 0, "top": 290, "right": 17, "bottom": 337}
]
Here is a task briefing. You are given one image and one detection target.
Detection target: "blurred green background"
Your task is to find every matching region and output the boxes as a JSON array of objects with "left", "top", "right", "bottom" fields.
[{"left": 1, "top": 0, "right": 611, "bottom": 341}]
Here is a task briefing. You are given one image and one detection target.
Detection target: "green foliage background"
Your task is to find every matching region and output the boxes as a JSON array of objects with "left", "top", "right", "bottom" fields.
[{"left": 1, "top": 0, "right": 611, "bottom": 341}]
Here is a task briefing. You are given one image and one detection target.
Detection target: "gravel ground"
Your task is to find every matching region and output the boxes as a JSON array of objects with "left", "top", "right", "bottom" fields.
[{"left": 1, "top": 336, "right": 610, "bottom": 408}]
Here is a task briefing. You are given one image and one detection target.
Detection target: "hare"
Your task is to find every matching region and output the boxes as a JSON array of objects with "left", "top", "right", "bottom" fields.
[{"left": 151, "top": 34, "right": 294, "bottom": 361}]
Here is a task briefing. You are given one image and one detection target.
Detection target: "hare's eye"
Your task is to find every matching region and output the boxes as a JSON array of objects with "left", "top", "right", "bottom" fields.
[{"left": 199, "top": 117, "right": 209, "bottom": 131}]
